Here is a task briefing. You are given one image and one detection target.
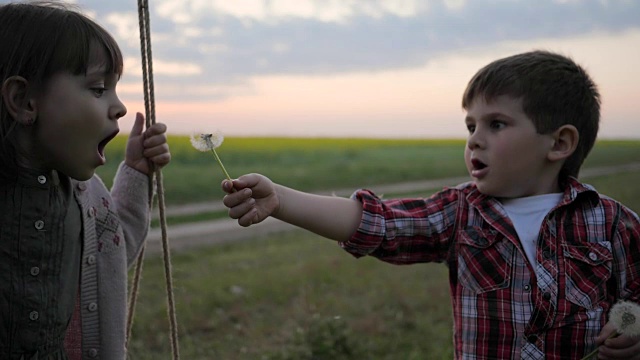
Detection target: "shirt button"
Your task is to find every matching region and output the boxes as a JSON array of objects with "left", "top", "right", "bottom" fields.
[
  {"left": 37, "top": 175, "right": 47, "bottom": 184},
  {"left": 30, "top": 267, "right": 40, "bottom": 276},
  {"left": 77, "top": 182, "right": 87, "bottom": 191},
  {"left": 87, "top": 255, "right": 96, "bottom": 265},
  {"left": 88, "top": 348, "right": 98, "bottom": 358},
  {"left": 87, "top": 302, "right": 98, "bottom": 311},
  {"left": 589, "top": 252, "right": 598, "bottom": 261},
  {"left": 523, "top": 284, "right": 531, "bottom": 291},
  {"left": 34, "top": 220, "right": 45, "bottom": 230},
  {"left": 543, "top": 292, "right": 552, "bottom": 301},
  {"left": 543, "top": 250, "right": 552, "bottom": 259},
  {"left": 527, "top": 334, "right": 537, "bottom": 343},
  {"left": 88, "top": 207, "right": 96, "bottom": 218},
  {"left": 29, "top": 311, "right": 39, "bottom": 321}
]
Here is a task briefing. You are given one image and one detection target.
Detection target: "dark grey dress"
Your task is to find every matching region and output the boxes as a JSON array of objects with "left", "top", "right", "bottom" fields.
[{"left": 0, "top": 168, "right": 82, "bottom": 360}]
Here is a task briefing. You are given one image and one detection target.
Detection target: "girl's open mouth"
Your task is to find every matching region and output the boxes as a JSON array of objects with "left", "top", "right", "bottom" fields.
[{"left": 98, "top": 129, "right": 119, "bottom": 159}]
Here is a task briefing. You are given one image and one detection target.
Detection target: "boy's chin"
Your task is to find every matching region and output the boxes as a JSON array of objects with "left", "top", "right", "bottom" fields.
[
  {"left": 477, "top": 187, "right": 526, "bottom": 199},
  {"left": 474, "top": 182, "right": 507, "bottom": 198}
]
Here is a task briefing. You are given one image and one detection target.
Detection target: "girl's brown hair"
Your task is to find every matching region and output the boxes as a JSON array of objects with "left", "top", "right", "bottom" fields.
[{"left": 0, "top": 1, "right": 123, "bottom": 171}]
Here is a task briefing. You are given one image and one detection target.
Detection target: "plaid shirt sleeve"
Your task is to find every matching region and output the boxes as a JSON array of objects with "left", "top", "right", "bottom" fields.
[
  {"left": 340, "top": 187, "right": 462, "bottom": 264},
  {"left": 609, "top": 200, "right": 640, "bottom": 303}
]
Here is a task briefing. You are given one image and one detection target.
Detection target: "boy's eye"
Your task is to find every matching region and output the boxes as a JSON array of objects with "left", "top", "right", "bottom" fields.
[
  {"left": 466, "top": 124, "right": 475, "bottom": 133},
  {"left": 91, "top": 87, "right": 106, "bottom": 97},
  {"left": 490, "top": 120, "right": 506, "bottom": 130}
]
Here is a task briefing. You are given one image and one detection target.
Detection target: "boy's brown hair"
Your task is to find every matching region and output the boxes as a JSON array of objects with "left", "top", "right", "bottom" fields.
[{"left": 461, "top": 50, "right": 601, "bottom": 179}]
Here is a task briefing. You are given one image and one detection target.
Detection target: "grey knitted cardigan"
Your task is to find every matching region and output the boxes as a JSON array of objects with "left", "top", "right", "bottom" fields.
[{"left": 71, "top": 163, "right": 150, "bottom": 359}]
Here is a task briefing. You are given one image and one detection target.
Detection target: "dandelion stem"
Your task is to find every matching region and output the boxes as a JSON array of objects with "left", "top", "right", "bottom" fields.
[
  {"left": 210, "top": 148, "right": 232, "bottom": 181},
  {"left": 580, "top": 331, "right": 619, "bottom": 360},
  {"left": 581, "top": 347, "right": 598, "bottom": 360}
]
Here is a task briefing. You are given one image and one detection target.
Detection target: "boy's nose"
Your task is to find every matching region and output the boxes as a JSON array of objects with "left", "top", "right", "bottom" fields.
[
  {"left": 467, "top": 130, "right": 485, "bottom": 150},
  {"left": 467, "top": 132, "right": 479, "bottom": 149}
]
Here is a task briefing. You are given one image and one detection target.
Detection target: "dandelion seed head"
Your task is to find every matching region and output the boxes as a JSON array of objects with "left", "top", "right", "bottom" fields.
[
  {"left": 610, "top": 300, "right": 640, "bottom": 337},
  {"left": 190, "top": 131, "right": 224, "bottom": 152}
]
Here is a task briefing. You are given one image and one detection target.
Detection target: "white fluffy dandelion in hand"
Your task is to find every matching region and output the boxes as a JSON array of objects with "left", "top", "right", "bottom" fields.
[
  {"left": 581, "top": 300, "right": 640, "bottom": 359},
  {"left": 610, "top": 300, "right": 640, "bottom": 336},
  {"left": 190, "top": 131, "right": 232, "bottom": 182}
]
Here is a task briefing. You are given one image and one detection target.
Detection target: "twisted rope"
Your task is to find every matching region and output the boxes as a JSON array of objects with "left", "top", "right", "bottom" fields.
[{"left": 126, "top": 0, "right": 180, "bottom": 358}]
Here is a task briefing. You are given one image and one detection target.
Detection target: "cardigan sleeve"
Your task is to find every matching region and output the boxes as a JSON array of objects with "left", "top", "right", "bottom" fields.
[{"left": 110, "top": 162, "right": 151, "bottom": 267}]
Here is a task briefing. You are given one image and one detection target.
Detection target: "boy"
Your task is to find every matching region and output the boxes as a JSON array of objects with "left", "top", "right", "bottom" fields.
[{"left": 221, "top": 51, "right": 640, "bottom": 359}]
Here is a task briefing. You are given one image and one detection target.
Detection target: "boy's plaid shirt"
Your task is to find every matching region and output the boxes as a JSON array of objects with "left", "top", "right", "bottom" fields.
[{"left": 341, "top": 178, "right": 640, "bottom": 359}]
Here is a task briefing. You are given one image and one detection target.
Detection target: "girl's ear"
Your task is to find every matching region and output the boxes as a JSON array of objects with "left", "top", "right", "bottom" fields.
[
  {"left": 547, "top": 124, "right": 579, "bottom": 162},
  {"left": 2, "top": 76, "right": 37, "bottom": 125}
]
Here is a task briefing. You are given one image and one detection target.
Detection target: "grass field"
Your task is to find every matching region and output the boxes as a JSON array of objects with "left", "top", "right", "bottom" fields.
[
  {"left": 97, "top": 137, "right": 640, "bottom": 206},
  {"left": 116, "top": 138, "right": 640, "bottom": 359}
]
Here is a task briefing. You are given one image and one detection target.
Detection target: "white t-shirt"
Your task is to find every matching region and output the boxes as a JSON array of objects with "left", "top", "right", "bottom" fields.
[{"left": 501, "top": 193, "right": 563, "bottom": 266}]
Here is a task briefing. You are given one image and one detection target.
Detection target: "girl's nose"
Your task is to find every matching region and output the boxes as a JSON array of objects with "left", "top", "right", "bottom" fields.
[{"left": 110, "top": 96, "right": 127, "bottom": 120}]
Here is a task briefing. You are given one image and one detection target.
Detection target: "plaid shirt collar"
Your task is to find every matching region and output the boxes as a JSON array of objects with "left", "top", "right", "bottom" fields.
[{"left": 465, "top": 176, "right": 600, "bottom": 211}]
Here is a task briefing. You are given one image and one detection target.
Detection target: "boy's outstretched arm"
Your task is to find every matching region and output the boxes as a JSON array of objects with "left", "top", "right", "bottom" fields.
[{"left": 222, "top": 174, "right": 363, "bottom": 242}]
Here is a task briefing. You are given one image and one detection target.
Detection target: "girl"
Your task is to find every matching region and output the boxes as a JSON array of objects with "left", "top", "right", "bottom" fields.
[{"left": 0, "top": 2, "right": 171, "bottom": 359}]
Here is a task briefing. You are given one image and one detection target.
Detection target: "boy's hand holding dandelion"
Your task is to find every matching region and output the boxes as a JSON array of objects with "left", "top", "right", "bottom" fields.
[
  {"left": 125, "top": 112, "right": 171, "bottom": 175},
  {"left": 594, "top": 322, "right": 640, "bottom": 359},
  {"left": 582, "top": 300, "right": 640, "bottom": 359},
  {"left": 222, "top": 174, "right": 280, "bottom": 227}
]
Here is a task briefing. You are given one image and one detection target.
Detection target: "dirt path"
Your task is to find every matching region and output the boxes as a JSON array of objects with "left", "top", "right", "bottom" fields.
[{"left": 145, "top": 162, "right": 640, "bottom": 255}]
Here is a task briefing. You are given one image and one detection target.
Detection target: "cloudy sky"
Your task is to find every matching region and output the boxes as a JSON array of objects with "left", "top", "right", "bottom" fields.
[{"left": 70, "top": 0, "right": 639, "bottom": 139}]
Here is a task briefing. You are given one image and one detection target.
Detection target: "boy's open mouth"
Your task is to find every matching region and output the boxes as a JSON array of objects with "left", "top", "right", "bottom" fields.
[
  {"left": 471, "top": 158, "right": 487, "bottom": 170},
  {"left": 98, "top": 130, "right": 119, "bottom": 158}
]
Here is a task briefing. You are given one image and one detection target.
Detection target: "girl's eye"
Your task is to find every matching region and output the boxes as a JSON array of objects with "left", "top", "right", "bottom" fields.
[
  {"left": 466, "top": 124, "right": 475, "bottom": 134},
  {"left": 91, "top": 87, "right": 106, "bottom": 97}
]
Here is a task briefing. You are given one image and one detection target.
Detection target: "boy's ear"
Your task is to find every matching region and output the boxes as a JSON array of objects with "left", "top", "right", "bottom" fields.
[
  {"left": 547, "top": 124, "right": 579, "bottom": 162},
  {"left": 1, "top": 76, "right": 38, "bottom": 126}
]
